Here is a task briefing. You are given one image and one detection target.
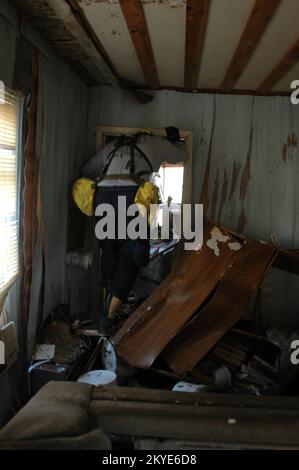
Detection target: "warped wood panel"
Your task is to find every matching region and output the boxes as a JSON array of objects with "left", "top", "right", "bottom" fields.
[
  {"left": 221, "top": 0, "right": 282, "bottom": 91},
  {"left": 113, "top": 223, "right": 239, "bottom": 369},
  {"left": 163, "top": 240, "right": 276, "bottom": 374}
]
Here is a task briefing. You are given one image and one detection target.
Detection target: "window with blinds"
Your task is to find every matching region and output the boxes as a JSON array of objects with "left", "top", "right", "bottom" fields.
[{"left": 0, "top": 88, "right": 20, "bottom": 291}]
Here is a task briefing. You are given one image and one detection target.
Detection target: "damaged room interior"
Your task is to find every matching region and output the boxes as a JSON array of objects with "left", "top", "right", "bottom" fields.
[{"left": 1, "top": 0, "right": 299, "bottom": 453}]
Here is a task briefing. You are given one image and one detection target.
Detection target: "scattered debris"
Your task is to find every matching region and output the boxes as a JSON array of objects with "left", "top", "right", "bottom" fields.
[
  {"left": 214, "top": 366, "right": 232, "bottom": 389},
  {"left": 77, "top": 369, "right": 117, "bottom": 386},
  {"left": 29, "top": 222, "right": 299, "bottom": 401},
  {"left": 194, "top": 329, "right": 280, "bottom": 395},
  {"left": 38, "top": 318, "right": 89, "bottom": 364},
  {"left": 0, "top": 322, "right": 19, "bottom": 370},
  {"left": 172, "top": 382, "right": 207, "bottom": 393},
  {"left": 101, "top": 337, "right": 117, "bottom": 372},
  {"left": 33, "top": 344, "right": 55, "bottom": 361}
]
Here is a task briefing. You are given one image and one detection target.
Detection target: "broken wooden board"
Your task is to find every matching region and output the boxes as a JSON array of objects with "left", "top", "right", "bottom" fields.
[
  {"left": 112, "top": 223, "right": 242, "bottom": 369},
  {"left": 163, "top": 240, "right": 276, "bottom": 374}
]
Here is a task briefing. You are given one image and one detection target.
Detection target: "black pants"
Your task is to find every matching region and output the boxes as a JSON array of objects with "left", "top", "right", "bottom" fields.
[{"left": 95, "top": 186, "right": 150, "bottom": 301}]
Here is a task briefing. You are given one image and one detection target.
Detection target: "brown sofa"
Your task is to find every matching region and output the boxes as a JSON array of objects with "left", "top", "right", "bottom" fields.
[
  {"left": 0, "top": 381, "right": 111, "bottom": 450},
  {"left": 2, "top": 381, "right": 299, "bottom": 450}
]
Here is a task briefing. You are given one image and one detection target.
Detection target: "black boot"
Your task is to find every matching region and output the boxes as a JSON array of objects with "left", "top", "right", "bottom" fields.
[
  {"left": 98, "top": 315, "right": 120, "bottom": 336},
  {"left": 98, "top": 294, "right": 120, "bottom": 336}
]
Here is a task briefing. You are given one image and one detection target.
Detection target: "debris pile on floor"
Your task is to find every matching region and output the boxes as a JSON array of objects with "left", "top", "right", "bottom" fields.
[
  {"left": 193, "top": 328, "right": 280, "bottom": 395},
  {"left": 107, "top": 222, "right": 299, "bottom": 396},
  {"left": 29, "top": 222, "right": 299, "bottom": 398},
  {"left": 30, "top": 305, "right": 92, "bottom": 395}
]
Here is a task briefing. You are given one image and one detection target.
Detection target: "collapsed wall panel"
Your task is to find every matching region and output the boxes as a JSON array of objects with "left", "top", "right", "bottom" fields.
[
  {"left": 112, "top": 223, "right": 240, "bottom": 369},
  {"left": 163, "top": 240, "right": 276, "bottom": 374}
]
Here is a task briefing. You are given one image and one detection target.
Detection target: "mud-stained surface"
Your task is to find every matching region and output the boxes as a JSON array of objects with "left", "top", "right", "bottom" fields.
[
  {"left": 210, "top": 170, "right": 219, "bottom": 221},
  {"left": 238, "top": 206, "right": 247, "bottom": 233},
  {"left": 240, "top": 126, "right": 253, "bottom": 202},
  {"left": 217, "top": 168, "right": 229, "bottom": 222},
  {"left": 282, "top": 134, "right": 297, "bottom": 162},
  {"left": 229, "top": 161, "right": 241, "bottom": 200}
]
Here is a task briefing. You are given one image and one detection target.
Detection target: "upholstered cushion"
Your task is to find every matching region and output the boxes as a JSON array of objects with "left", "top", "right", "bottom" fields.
[{"left": 0, "top": 381, "right": 111, "bottom": 450}]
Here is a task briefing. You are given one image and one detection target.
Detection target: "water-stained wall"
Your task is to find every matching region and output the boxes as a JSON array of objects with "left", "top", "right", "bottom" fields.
[{"left": 87, "top": 85, "right": 299, "bottom": 329}]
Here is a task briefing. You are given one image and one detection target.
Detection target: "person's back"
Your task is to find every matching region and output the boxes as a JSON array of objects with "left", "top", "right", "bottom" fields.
[{"left": 82, "top": 129, "right": 188, "bottom": 184}]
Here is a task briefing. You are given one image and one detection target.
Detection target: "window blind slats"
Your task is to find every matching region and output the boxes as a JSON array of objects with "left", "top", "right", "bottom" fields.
[
  {"left": 0, "top": 99, "right": 17, "bottom": 150},
  {"left": 0, "top": 89, "right": 19, "bottom": 290}
]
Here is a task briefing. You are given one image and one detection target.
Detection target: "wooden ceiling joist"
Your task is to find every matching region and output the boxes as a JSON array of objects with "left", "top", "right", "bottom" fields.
[
  {"left": 119, "top": 0, "right": 160, "bottom": 89},
  {"left": 221, "top": 0, "right": 282, "bottom": 91},
  {"left": 66, "top": 0, "right": 120, "bottom": 81},
  {"left": 184, "top": 0, "right": 210, "bottom": 90},
  {"left": 65, "top": 0, "right": 154, "bottom": 103},
  {"left": 257, "top": 37, "right": 299, "bottom": 93}
]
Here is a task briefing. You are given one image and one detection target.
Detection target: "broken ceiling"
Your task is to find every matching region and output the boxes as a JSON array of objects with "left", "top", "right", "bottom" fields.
[{"left": 10, "top": 0, "right": 299, "bottom": 94}]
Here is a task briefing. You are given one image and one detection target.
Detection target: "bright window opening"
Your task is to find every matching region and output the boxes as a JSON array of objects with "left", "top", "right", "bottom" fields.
[
  {"left": 157, "top": 164, "right": 184, "bottom": 204},
  {"left": 0, "top": 88, "right": 20, "bottom": 290}
]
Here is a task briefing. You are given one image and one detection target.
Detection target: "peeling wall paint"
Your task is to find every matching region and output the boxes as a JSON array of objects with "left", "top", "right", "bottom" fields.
[
  {"left": 282, "top": 133, "right": 297, "bottom": 162},
  {"left": 206, "top": 226, "right": 230, "bottom": 256},
  {"left": 238, "top": 206, "right": 247, "bottom": 233}
]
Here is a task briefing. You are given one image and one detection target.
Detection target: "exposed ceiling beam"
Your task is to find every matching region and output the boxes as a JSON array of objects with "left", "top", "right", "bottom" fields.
[
  {"left": 184, "top": 0, "right": 210, "bottom": 90},
  {"left": 46, "top": 0, "right": 119, "bottom": 87},
  {"left": 119, "top": 0, "right": 160, "bottom": 89},
  {"left": 221, "top": 0, "right": 282, "bottom": 91},
  {"left": 257, "top": 37, "right": 299, "bottom": 93},
  {"left": 65, "top": 0, "right": 120, "bottom": 81},
  {"left": 62, "top": 0, "right": 153, "bottom": 103}
]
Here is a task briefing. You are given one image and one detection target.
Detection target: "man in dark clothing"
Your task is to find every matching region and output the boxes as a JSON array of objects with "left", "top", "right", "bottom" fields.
[{"left": 82, "top": 128, "right": 188, "bottom": 334}]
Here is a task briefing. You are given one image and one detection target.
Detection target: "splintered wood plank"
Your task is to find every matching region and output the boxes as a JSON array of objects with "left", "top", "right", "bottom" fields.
[
  {"left": 184, "top": 0, "right": 210, "bottom": 90},
  {"left": 221, "top": 0, "right": 282, "bottom": 91},
  {"left": 119, "top": 0, "right": 159, "bottom": 89},
  {"left": 112, "top": 223, "right": 239, "bottom": 369},
  {"left": 163, "top": 240, "right": 276, "bottom": 374}
]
